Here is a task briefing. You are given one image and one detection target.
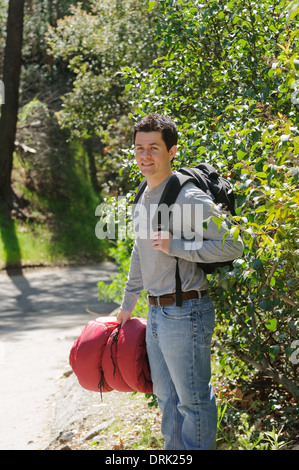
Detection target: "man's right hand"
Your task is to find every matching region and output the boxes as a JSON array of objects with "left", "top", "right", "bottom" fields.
[{"left": 116, "top": 308, "right": 132, "bottom": 328}]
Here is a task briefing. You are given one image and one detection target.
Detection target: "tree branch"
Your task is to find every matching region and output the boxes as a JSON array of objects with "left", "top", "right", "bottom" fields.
[{"left": 213, "top": 340, "right": 299, "bottom": 402}]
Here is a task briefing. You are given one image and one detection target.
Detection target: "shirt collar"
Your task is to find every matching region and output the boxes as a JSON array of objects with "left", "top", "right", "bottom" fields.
[{"left": 144, "top": 174, "right": 173, "bottom": 198}]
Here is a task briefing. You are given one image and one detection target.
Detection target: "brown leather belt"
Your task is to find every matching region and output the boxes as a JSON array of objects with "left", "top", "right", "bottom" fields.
[{"left": 147, "top": 290, "right": 208, "bottom": 306}]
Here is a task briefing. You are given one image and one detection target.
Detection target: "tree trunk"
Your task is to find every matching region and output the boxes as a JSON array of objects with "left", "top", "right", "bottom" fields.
[
  {"left": 84, "top": 139, "right": 100, "bottom": 193},
  {"left": 0, "top": 0, "right": 25, "bottom": 206}
]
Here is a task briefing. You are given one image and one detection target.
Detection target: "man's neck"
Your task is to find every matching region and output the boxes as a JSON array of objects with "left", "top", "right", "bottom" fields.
[{"left": 146, "top": 171, "right": 173, "bottom": 192}]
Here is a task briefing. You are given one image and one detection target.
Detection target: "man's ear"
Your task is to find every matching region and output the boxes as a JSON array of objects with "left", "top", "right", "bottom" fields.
[{"left": 169, "top": 145, "right": 177, "bottom": 162}]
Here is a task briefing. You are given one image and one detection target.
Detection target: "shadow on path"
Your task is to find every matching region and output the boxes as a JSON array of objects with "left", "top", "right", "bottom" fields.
[
  {"left": 0, "top": 208, "right": 39, "bottom": 330},
  {"left": 0, "top": 263, "right": 119, "bottom": 339},
  {"left": 0, "top": 207, "right": 118, "bottom": 338}
]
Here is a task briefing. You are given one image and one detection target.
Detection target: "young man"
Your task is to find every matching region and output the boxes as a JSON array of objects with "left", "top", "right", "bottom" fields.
[{"left": 117, "top": 114, "right": 243, "bottom": 450}]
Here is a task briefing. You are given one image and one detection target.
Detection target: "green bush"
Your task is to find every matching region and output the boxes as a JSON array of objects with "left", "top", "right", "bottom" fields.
[{"left": 98, "top": 0, "right": 299, "bottom": 422}]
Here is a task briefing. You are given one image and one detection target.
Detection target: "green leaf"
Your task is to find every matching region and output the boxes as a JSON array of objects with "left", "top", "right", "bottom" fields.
[
  {"left": 232, "top": 227, "right": 240, "bottom": 242},
  {"left": 269, "top": 345, "right": 280, "bottom": 360},
  {"left": 255, "top": 205, "right": 267, "bottom": 213},
  {"left": 287, "top": 2, "right": 299, "bottom": 22},
  {"left": 255, "top": 172, "right": 268, "bottom": 179},
  {"left": 221, "top": 229, "right": 230, "bottom": 248},
  {"left": 212, "top": 215, "right": 223, "bottom": 230},
  {"left": 259, "top": 299, "right": 273, "bottom": 311},
  {"left": 237, "top": 149, "right": 246, "bottom": 160},
  {"left": 252, "top": 258, "right": 263, "bottom": 269},
  {"left": 233, "top": 258, "right": 246, "bottom": 268},
  {"left": 148, "top": 1, "right": 156, "bottom": 12},
  {"left": 265, "top": 318, "right": 277, "bottom": 331}
]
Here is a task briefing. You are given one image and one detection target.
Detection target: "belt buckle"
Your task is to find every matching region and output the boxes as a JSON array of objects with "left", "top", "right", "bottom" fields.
[
  {"left": 148, "top": 294, "right": 175, "bottom": 306},
  {"left": 148, "top": 295, "right": 157, "bottom": 306},
  {"left": 163, "top": 295, "right": 176, "bottom": 306}
]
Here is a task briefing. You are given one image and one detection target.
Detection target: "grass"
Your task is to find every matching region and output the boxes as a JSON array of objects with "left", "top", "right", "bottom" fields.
[
  {"left": 89, "top": 393, "right": 164, "bottom": 451},
  {"left": 86, "top": 389, "right": 290, "bottom": 451},
  {"left": 0, "top": 147, "right": 110, "bottom": 271},
  {"left": 95, "top": 415, "right": 164, "bottom": 451},
  {"left": 0, "top": 194, "right": 109, "bottom": 270},
  {"left": 0, "top": 212, "right": 52, "bottom": 269},
  {"left": 212, "top": 356, "right": 296, "bottom": 450},
  {"left": 216, "top": 398, "right": 290, "bottom": 450}
]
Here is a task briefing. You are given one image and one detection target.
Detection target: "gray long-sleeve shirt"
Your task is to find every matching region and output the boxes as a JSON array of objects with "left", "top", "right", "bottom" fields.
[{"left": 121, "top": 175, "right": 244, "bottom": 312}]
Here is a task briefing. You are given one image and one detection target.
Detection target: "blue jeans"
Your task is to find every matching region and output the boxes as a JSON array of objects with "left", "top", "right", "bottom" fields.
[{"left": 146, "top": 294, "right": 217, "bottom": 450}]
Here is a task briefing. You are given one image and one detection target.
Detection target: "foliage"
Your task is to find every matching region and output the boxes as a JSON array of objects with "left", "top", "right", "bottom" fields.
[
  {"left": 45, "top": 0, "right": 161, "bottom": 194},
  {"left": 124, "top": 0, "right": 299, "bottom": 401},
  {"left": 230, "top": 412, "right": 288, "bottom": 450},
  {"left": 0, "top": 142, "right": 109, "bottom": 269},
  {"left": 99, "top": 0, "right": 299, "bottom": 422},
  {"left": 46, "top": 0, "right": 160, "bottom": 139},
  {"left": 217, "top": 400, "right": 289, "bottom": 449}
]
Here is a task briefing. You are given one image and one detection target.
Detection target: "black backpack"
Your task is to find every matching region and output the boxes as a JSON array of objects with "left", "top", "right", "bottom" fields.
[{"left": 133, "top": 163, "right": 238, "bottom": 305}]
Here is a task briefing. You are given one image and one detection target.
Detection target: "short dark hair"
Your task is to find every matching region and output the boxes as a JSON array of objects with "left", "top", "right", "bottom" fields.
[{"left": 133, "top": 113, "right": 178, "bottom": 151}]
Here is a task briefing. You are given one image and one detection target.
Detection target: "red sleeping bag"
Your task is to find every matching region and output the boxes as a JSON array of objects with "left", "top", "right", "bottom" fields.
[{"left": 69, "top": 316, "right": 153, "bottom": 394}]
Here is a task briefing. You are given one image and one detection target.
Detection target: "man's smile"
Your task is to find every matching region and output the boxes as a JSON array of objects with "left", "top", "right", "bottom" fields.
[{"left": 134, "top": 131, "right": 176, "bottom": 190}]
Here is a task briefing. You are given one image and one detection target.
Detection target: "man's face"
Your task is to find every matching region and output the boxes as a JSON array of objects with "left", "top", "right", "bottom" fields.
[{"left": 134, "top": 131, "right": 177, "bottom": 186}]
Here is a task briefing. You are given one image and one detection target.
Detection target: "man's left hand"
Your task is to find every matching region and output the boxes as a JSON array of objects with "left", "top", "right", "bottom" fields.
[{"left": 152, "top": 231, "right": 172, "bottom": 254}]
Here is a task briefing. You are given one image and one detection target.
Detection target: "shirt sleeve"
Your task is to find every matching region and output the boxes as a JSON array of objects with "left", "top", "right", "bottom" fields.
[
  {"left": 168, "top": 185, "right": 244, "bottom": 264},
  {"left": 120, "top": 241, "right": 143, "bottom": 312}
]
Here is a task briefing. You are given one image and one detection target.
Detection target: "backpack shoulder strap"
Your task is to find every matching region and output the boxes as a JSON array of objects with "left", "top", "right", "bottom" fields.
[
  {"left": 133, "top": 172, "right": 198, "bottom": 308},
  {"left": 156, "top": 173, "right": 197, "bottom": 308},
  {"left": 133, "top": 173, "right": 195, "bottom": 206},
  {"left": 158, "top": 173, "right": 195, "bottom": 207},
  {"left": 133, "top": 178, "right": 147, "bottom": 204}
]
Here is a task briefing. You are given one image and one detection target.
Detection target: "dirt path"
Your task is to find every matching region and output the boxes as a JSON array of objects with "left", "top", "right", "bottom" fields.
[{"left": 0, "top": 263, "right": 122, "bottom": 450}]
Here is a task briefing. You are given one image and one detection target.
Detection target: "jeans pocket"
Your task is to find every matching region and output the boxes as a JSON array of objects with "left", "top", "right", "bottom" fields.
[
  {"left": 195, "top": 301, "right": 215, "bottom": 346},
  {"left": 160, "top": 304, "right": 192, "bottom": 320}
]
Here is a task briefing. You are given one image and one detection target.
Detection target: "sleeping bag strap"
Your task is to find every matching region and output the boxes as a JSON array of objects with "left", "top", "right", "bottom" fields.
[
  {"left": 98, "top": 367, "right": 105, "bottom": 400},
  {"left": 110, "top": 326, "right": 120, "bottom": 377}
]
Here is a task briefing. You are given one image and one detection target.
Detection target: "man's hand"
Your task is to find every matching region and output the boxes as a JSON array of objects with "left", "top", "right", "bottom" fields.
[
  {"left": 116, "top": 308, "right": 132, "bottom": 328},
  {"left": 152, "top": 230, "right": 172, "bottom": 254}
]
